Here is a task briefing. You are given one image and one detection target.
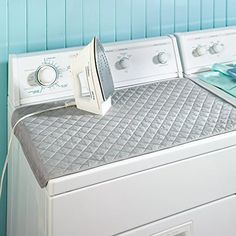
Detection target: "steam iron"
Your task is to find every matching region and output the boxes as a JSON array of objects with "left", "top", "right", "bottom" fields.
[{"left": 71, "top": 37, "right": 114, "bottom": 115}]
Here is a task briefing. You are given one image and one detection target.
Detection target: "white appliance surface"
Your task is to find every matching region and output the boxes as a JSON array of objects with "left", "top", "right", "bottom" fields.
[
  {"left": 189, "top": 73, "right": 236, "bottom": 107},
  {"left": 121, "top": 195, "right": 236, "bottom": 236},
  {"left": 175, "top": 26, "right": 236, "bottom": 107},
  {"left": 7, "top": 33, "right": 236, "bottom": 236},
  {"left": 175, "top": 26, "right": 236, "bottom": 75},
  {"left": 9, "top": 36, "right": 181, "bottom": 107}
]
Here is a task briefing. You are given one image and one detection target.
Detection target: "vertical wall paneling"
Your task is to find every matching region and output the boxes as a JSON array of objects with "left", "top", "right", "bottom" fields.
[
  {"left": 47, "top": 0, "right": 66, "bottom": 49},
  {"left": 8, "top": 0, "right": 27, "bottom": 53},
  {"left": 160, "top": 0, "right": 175, "bottom": 35},
  {"left": 27, "top": 0, "right": 47, "bottom": 52},
  {"left": 175, "top": 0, "right": 188, "bottom": 32},
  {"left": 99, "top": 0, "right": 116, "bottom": 43},
  {"left": 201, "top": 0, "right": 214, "bottom": 29},
  {"left": 7, "top": 2, "right": 27, "bottom": 234},
  {"left": 115, "top": 0, "right": 132, "bottom": 41},
  {"left": 214, "top": 0, "right": 226, "bottom": 27},
  {"left": 131, "top": 0, "right": 146, "bottom": 39},
  {"left": 188, "top": 0, "right": 201, "bottom": 31},
  {"left": 0, "top": 1, "right": 8, "bottom": 235},
  {"left": 65, "top": 0, "right": 83, "bottom": 47},
  {"left": 146, "top": 0, "right": 161, "bottom": 37},
  {"left": 227, "top": 0, "right": 236, "bottom": 26},
  {"left": 83, "top": 0, "right": 100, "bottom": 44}
]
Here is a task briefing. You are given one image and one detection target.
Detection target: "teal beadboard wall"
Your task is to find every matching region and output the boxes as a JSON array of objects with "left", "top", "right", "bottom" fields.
[{"left": 1, "top": 0, "right": 236, "bottom": 235}]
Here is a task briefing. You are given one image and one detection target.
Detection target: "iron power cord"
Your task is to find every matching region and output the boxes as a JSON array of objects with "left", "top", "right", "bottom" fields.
[{"left": 0, "top": 101, "right": 75, "bottom": 199}]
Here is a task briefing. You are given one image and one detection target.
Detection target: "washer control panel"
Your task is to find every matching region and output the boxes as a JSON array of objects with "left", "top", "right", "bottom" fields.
[
  {"left": 192, "top": 42, "right": 224, "bottom": 57},
  {"left": 175, "top": 26, "right": 236, "bottom": 74},
  {"left": 105, "top": 36, "right": 181, "bottom": 88},
  {"left": 9, "top": 36, "right": 182, "bottom": 107}
]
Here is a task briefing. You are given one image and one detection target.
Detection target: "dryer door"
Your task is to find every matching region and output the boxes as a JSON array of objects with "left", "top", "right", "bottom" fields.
[
  {"left": 48, "top": 145, "right": 236, "bottom": 236},
  {"left": 120, "top": 195, "right": 236, "bottom": 236}
]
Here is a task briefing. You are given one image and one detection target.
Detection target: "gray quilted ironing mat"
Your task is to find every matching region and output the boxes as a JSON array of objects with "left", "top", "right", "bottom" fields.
[{"left": 12, "top": 78, "right": 236, "bottom": 187}]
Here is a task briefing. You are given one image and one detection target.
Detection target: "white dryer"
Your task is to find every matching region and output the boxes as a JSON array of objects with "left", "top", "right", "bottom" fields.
[{"left": 7, "top": 35, "right": 236, "bottom": 236}]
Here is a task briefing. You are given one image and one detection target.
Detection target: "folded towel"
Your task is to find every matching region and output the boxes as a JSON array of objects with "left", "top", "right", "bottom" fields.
[
  {"left": 212, "top": 63, "right": 236, "bottom": 80},
  {"left": 198, "top": 71, "right": 236, "bottom": 91}
]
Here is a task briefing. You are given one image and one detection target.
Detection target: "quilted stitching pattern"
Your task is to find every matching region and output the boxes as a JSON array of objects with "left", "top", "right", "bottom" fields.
[{"left": 13, "top": 78, "right": 236, "bottom": 186}]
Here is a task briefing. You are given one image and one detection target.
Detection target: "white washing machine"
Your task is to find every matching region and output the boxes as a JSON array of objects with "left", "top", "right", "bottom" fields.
[
  {"left": 7, "top": 34, "right": 236, "bottom": 236},
  {"left": 175, "top": 26, "right": 236, "bottom": 107}
]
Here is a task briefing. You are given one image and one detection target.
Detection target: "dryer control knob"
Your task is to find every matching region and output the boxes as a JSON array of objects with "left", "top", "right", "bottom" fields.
[
  {"left": 194, "top": 46, "right": 207, "bottom": 57},
  {"left": 211, "top": 43, "right": 224, "bottom": 54},
  {"left": 119, "top": 57, "right": 130, "bottom": 69},
  {"left": 36, "top": 65, "right": 57, "bottom": 86},
  {"left": 157, "top": 52, "right": 169, "bottom": 64}
]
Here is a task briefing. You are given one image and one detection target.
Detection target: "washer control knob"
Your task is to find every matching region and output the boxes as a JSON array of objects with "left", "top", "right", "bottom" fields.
[
  {"left": 211, "top": 43, "right": 224, "bottom": 54},
  {"left": 156, "top": 52, "right": 169, "bottom": 64},
  {"left": 194, "top": 46, "right": 207, "bottom": 57},
  {"left": 36, "top": 65, "right": 57, "bottom": 86},
  {"left": 119, "top": 57, "right": 130, "bottom": 69}
]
